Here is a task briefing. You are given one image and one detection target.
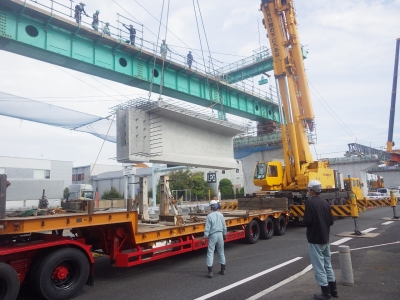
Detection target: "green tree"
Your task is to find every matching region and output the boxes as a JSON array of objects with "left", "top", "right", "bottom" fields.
[
  {"left": 101, "top": 187, "right": 123, "bottom": 199},
  {"left": 158, "top": 170, "right": 209, "bottom": 201},
  {"left": 190, "top": 172, "right": 209, "bottom": 200},
  {"left": 63, "top": 187, "right": 69, "bottom": 199},
  {"left": 235, "top": 187, "right": 245, "bottom": 198},
  {"left": 219, "top": 178, "right": 234, "bottom": 198}
]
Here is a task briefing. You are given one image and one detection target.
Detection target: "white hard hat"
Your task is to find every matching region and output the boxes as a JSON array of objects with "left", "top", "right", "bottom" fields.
[
  {"left": 210, "top": 200, "right": 218, "bottom": 205},
  {"left": 308, "top": 180, "right": 322, "bottom": 193}
]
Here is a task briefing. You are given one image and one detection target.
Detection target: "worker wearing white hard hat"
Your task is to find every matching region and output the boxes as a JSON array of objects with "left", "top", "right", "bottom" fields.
[
  {"left": 304, "top": 180, "right": 338, "bottom": 299},
  {"left": 202, "top": 199, "right": 227, "bottom": 278}
]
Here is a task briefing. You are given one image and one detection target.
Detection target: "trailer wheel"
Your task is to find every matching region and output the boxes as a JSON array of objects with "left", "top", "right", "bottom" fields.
[
  {"left": 273, "top": 215, "right": 287, "bottom": 236},
  {"left": 34, "top": 248, "right": 89, "bottom": 300},
  {"left": 0, "top": 262, "right": 20, "bottom": 300},
  {"left": 245, "top": 220, "right": 260, "bottom": 244},
  {"left": 259, "top": 217, "right": 274, "bottom": 240}
]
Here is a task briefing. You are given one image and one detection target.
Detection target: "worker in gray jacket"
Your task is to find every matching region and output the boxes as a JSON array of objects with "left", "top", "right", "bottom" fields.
[{"left": 202, "top": 200, "right": 227, "bottom": 278}]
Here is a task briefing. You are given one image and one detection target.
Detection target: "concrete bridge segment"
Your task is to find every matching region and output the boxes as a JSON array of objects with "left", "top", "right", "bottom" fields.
[{"left": 116, "top": 99, "right": 246, "bottom": 169}]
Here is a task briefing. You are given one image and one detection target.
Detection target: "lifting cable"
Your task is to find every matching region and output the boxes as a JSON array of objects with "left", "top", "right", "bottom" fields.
[
  {"left": 84, "top": 114, "right": 116, "bottom": 192},
  {"left": 148, "top": 0, "right": 166, "bottom": 100},
  {"left": 194, "top": 0, "right": 224, "bottom": 117},
  {"left": 192, "top": 0, "right": 213, "bottom": 110},
  {"left": 158, "top": 0, "right": 171, "bottom": 98}
]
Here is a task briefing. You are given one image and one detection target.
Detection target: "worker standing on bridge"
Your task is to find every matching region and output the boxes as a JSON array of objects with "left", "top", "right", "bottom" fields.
[
  {"left": 102, "top": 22, "right": 111, "bottom": 36},
  {"left": 187, "top": 51, "right": 195, "bottom": 69},
  {"left": 74, "top": 3, "right": 88, "bottom": 25},
  {"left": 202, "top": 200, "right": 227, "bottom": 278},
  {"left": 304, "top": 180, "right": 338, "bottom": 300},
  {"left": 160, "top": 40, "right": 171, "bottom": 59},
  {"left": 92, "top": 10, "right": 100, "bottom": 31},
  {"left": 123, "top": 24, "right": 136, "bottom": 45}
]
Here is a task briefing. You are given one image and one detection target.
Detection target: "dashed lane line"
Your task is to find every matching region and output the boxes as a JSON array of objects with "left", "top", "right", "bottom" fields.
[
  {"left": 193, "top": 257, "right": 303, "bottom": 300},
  {"left": 331, "top": 237, "right": 353, "bottom": 245},
  {"left": 361, "top": 227, "right": 377, "bottom": 233},
  {"left": 247, "top": 241, "right": 400, "bottom": 299},
  {"left": 382, "top": 221, "right": 394, "bottom": 225},
  {"left": 246, "top": 264, "right": 313, "bottom": 300}
]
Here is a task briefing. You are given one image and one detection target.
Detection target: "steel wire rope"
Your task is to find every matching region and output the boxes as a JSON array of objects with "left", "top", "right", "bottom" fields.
[
  {"left": 54, "top": 66, "right": 124, "bottom": 103},
  {"left": 307, "top": 86, "right": 383, "bottom": 154},
  {"left": 113, "top": 0, "right": 245, "bottom": 60},
  {"left": 147, "top": 0, "right": 166, "bottom": 100},
  {"left": 192, "top": 0, "right": 214, "bottom": 113},
  {"left": 128, "top": 0, "right": 222, "bottom": 74},
  {"left": 195, "top": 0, "right": 224, "bottom": 116},
  {"left": 308, "top": 81, "right": 357, "bottom": 140},
  {"left": 84, "top": 114, "right": 116, "bottom": 188},
  {"left": 158, "top": 0, "right": 171, "bottom": 98}
]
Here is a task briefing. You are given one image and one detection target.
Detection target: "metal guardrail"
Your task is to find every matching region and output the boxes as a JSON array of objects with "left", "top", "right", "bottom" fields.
[
  {"left": 22, "top": 0, "right": 277, "bottom": 105},
  {"left": 233, "top": 132, "right": 282, "bottom": 149},
  {"left": 215, "top": 46, "right": 271, "bottom": 75}
]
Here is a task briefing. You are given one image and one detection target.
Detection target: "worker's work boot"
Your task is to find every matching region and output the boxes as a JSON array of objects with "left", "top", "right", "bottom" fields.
[
  {"left": 219, "top": 264, "right": 226, "bottom": 275},
  {"left": 328, "top": 281, "right": 339, "bottom": 298},
  {"left": 207, "top": 267, "right": 213, "bottom": 278},
  {"left": 314, "top": 285, "right": 331, "bottom": 300}
]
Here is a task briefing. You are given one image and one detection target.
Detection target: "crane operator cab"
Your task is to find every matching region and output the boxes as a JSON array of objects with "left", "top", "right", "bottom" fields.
[{"left": 253, "top": 161, "right": 283, "bottom": 191}]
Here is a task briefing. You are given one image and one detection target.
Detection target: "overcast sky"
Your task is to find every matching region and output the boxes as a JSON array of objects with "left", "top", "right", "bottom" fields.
[{"left": 0, "top": 0, "right": 399, "bottom": 167}]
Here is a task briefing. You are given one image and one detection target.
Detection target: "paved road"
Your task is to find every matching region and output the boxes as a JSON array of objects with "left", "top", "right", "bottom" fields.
[{"left": 17, "top": 207, "right": 400, "bottom": 299}]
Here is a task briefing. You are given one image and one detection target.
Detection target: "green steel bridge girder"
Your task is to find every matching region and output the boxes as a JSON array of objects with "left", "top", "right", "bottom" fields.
[
  {"left": 0, "top": 0, "right": 281, "bottom": 123},
  {"left": 224, "top": 58, "right": 274, "bottom": 84}
]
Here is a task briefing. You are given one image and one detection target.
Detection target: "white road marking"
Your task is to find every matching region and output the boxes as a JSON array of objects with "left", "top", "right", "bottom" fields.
[
  {"left": 193, "top": 257, "right": 302, "bottom": 300},
  {"left": 330, "top": 228, "right": 376, "bottom": 246},
  {"left": 246, "top": 242, "right": 400, "bottom": 299},
  {"left": 246, "top": 264, "right": 313, "bottom": 300},
  {"left": 348, "top": 241, "right": 400, "bottom": 252},
  {"left": 361, "top": 228, "right": 377, "bottom": 233},
  {"left": 381, "top": 221, "right": 394, "bottom": 225},
  {"left": 331, "top": 237, "right": 353, "bottom": 245},
  {"left": 331, "top": 241, "right": 400, "bottom": 254}
]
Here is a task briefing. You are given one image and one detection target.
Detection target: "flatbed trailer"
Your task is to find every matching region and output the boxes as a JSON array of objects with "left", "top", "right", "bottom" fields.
[{"left": 0, "top": 206, "right": 289, "bottom": 300}]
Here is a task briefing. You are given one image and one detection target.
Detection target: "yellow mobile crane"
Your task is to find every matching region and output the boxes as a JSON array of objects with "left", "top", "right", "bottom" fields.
[
  {"left": 255, "top": 0, "right": 336, "bottom": 193},
  {"left": 254, "top": 1, "right": 385, "bottom": 213}
]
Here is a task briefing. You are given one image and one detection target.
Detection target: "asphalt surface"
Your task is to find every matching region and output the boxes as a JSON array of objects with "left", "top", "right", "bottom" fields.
[{"left": 16, "top": 206, "right": 400, "bottom": 300}]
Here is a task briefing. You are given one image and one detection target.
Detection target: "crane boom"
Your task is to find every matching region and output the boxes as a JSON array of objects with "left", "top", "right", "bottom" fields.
[
  {"left": 254, "top": 0, "right": 336, "bottom": 192},
  {"left": 387, "top": 38, "right": 400, "bottom": 154}
]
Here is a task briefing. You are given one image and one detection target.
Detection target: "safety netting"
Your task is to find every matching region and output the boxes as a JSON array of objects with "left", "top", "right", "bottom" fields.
[{"left": 0, "top": 91, "right": 116, "bottom": 143}]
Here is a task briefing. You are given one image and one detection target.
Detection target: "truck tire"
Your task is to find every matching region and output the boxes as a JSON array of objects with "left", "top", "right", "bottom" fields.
[
  {"left": 33, "top": 248, "right": 89, "bottom": 300},
  {"left": 273, "top": 215, "right": 287, "bottom": 236},
  {"left": 0, "top": 262, "right": 20, "bottom": 300},
  {"left": 259, "top": 217, "right": 274, "bottom": 240},
  {"left": 245, "top": 220, "right": 260, "bottom": 244}
]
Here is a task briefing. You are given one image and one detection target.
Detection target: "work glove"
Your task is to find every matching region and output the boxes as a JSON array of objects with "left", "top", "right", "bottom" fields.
[{"left": 223, "top": 235, "right": 226, "bottom": 241}]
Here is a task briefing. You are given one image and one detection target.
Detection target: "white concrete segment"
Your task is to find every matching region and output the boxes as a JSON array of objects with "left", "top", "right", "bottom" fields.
[{"left": 116, "top": 99, "right": 246, "bottom": 169}]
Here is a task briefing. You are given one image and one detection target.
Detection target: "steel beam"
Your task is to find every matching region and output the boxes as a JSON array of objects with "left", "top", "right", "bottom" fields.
[{"left": 0, "top": 0, "right": 280, "bottom": 122}]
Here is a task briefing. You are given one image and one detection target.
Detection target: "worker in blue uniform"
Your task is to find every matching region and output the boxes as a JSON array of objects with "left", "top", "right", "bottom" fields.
[{"left": 202, "top": 200, "right": 227, "bottom": 278}]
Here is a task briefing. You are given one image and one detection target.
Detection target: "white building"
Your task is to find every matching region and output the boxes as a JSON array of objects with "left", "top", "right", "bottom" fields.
[
  {"left": 0, "top": 156, "right": 72, "bottom": 207},
  {"left": 72, "top": 164, "right": 124, "bottom": 184}
]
